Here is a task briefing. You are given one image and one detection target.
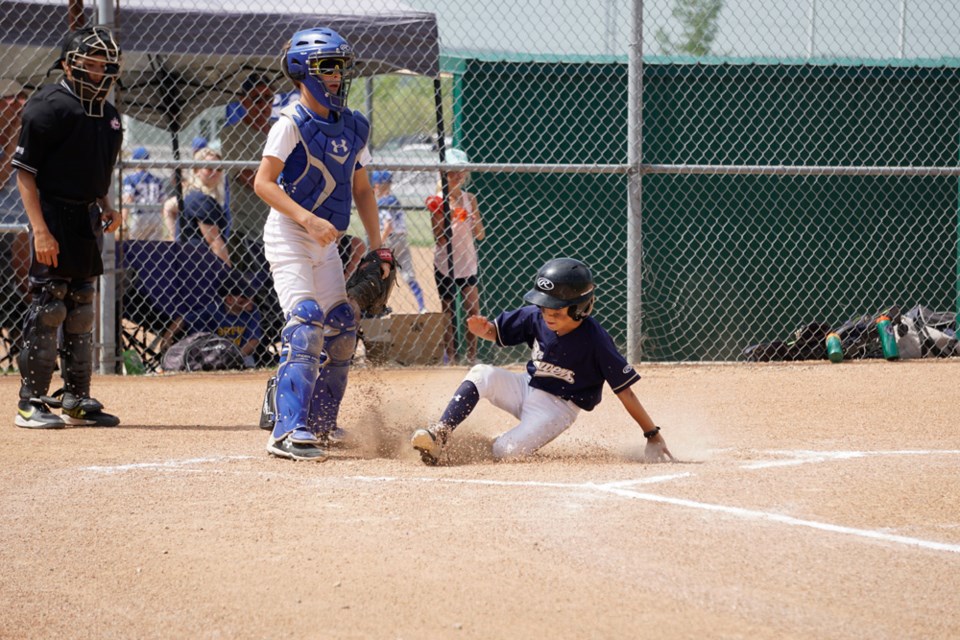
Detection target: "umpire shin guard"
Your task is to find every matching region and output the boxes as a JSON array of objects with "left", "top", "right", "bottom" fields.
[{"left": 18, "top": 281, "right": 67, "bottom": 401}]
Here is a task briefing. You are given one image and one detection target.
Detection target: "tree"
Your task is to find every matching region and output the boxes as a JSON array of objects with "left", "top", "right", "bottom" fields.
[{"left": 655, "top": 0, "right": 724, "bottom": 57}]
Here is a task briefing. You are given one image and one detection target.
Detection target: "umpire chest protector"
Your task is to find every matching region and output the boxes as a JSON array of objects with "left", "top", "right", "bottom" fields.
[{"left": 279, "top": 104, "right": 369, "bottom": 232}]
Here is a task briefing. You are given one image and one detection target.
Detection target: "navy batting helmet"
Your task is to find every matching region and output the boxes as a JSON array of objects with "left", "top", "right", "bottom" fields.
[{"left": 523, "top": 258, "right": 595, "bottom": 321}]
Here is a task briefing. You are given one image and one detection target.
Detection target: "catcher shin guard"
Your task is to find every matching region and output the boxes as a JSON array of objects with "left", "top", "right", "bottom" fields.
[
  {"left": 308, "top": 301, "right": 356, "bottom": 431},
  {"left": 273, "top": 299, "right": 325, "bottom": 439},
  {"left": 18, "top": 281, "right": 67, "bottom": 400},
  {"left": 60, "top": 282, "right": 96, "bottom": 397}
]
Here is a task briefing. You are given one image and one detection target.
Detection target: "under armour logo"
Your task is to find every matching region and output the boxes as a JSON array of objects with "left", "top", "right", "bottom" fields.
[{"left": 331, "top": 139, "right": 348, "bottom": 154}]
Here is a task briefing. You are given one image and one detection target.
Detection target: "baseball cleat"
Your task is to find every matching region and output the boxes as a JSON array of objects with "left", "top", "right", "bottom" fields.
[
  {"left": 267, "top": 432, "right": 328, "bottom": 461},
  {"left": 318, "top": 426, "right": 349, "bottom": 447},
  {"left": 411, "top": 426, "right": 448, "bottom": 466},
  {"left": 15, "top": 399, "right": 66, "bottom": 429}
]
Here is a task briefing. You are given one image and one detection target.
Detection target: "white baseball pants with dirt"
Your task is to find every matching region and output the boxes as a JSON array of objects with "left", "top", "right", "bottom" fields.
[{"left": 465, "top": 364, "right": 580, "bottom": 460}]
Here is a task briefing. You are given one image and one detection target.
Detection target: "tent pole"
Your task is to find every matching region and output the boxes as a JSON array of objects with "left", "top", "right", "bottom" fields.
[
  {"left": 365, "top": 77, "right": 375, "bottom": 145},
  {"left": 434, "top": 76, "right": 456, "bottom": 359},
  {"left": 97, "top": 0, "right": 119, "bottom": 374}
]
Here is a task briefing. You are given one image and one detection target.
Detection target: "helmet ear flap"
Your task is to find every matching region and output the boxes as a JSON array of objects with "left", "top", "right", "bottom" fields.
[
  {"left": 567, "top": 295, "right": 594, "bottom": 322},
  {"left": 282, "top": 52, "right": 305, "bottom": 81}
]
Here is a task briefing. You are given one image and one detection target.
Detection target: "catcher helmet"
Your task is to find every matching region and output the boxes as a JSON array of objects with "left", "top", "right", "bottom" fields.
[
  {"left": 53, "top": 26, "right": 121, "bottom": 117},
  {"left": 523, "top": 258, "right": 595, "bottom": 321},
  {"left": 283, "top": 28, "right": 355, "bottom": 113}
]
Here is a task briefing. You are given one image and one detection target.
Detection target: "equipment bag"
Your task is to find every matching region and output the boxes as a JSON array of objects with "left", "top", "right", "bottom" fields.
[
  {"left": 161, "top": 332, "right": 246, "bottom": 372},
  {"left": 896, "top": 305, "right": 959, "bottom": 359}
]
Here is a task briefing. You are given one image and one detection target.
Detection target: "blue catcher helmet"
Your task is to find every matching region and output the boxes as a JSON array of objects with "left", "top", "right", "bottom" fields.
[{"left": 284, "top": 28, "right": 355, "bottom": 113}]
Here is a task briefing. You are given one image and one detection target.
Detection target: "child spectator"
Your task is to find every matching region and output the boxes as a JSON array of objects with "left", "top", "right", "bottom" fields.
[
  {"left": 121, "top": 146, "right": 167, "bottom": 240},
  {"left": 373, "top": 170, "right": 426, "bottom": 313},
  {"left": 166, "top": 271, "right": 263, "bottom": 368}
]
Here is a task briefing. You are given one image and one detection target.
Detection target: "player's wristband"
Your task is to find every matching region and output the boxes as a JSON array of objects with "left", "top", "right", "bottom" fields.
[{"left": 643, "top": 426, "right": 661, "bottom": 439}]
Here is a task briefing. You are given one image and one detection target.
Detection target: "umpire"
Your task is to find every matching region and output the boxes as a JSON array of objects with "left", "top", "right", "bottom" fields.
[{"left": 11, "top": 26, "right": 123, "bottom": 428}]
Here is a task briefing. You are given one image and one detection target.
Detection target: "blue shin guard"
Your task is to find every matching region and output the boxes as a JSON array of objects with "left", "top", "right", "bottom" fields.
[
  {"left": 272, "top": 300, "right": 325, "bottom": 440},
  {"left": 308, "top": 301, "right": 357, "bottom": 432}
]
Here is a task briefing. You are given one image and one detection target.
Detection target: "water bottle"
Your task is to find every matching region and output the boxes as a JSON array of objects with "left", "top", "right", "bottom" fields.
[
  {"left": 825, "top": 332, "right": 843, "bottom": 363},
  {"left": 122, "top": 349, "right": 145, "bottom": 375},
  {"left": 876, "top": 315, "right": 900, "bottom": 361}
]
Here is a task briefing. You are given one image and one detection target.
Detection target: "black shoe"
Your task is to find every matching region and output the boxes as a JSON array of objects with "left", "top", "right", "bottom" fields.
[
  {"left": 50, "top": 391, "right": 120, "bottom": 427},
  {"left": 15, "top": 399, "right": 66, "bottom": 429},
  {"left": 266, "top": 434, "right": 328, "bottom": 461}
]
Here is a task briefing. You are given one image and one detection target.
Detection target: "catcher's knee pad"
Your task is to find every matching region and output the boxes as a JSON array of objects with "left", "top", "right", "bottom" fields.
[
  {"left": 322, "top": 301, "right": 357, "bottom": 364},
  {"left": 63, "top": 281, "right": 96, "bottom": 335},
  {"left": 18, "top": 281, "right": 68, "bottom": 399},
  {"left": 281, "top": 299, "right": 326, "bottom": 361},
  {"left": 274, "top": 299, "right": 325, "bottom": 437}
]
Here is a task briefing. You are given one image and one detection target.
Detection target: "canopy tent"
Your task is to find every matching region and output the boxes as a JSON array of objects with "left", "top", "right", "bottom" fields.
[{"left": 0, "top": 0, "right": 440, "bottom": 133}]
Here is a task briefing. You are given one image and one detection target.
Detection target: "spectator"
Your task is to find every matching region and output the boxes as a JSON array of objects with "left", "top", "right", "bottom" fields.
[
  {"left": 373, "top": 169, "right": 426, "bottom": 313},
  {"left": 177, "top": 147, "right": 231, "bottom": 266},
  {"left": 220, "top": 73, "right": 284, "bottom": 368},
  {"left": 166, "top": 270, "right": 264, "bottom": 368},
  {"left": 428, "top": 148, "right": 486, "bottom": 364},
  {"left": 121, "top": 146, "right": 167, "bottom": 240},
  {"left": 0, "top": 80, "right": 30, "bottom": 327},
  {"left": 221, "top": 73, "right": 274, "bottom": 268},
  {"left": 0, "top": 80, "right": 27, "bottom": 222}
]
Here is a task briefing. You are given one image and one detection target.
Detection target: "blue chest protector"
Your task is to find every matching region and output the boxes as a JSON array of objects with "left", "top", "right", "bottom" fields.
[{"left": 279, "top": 104, "right": 370, "bottom": 232}]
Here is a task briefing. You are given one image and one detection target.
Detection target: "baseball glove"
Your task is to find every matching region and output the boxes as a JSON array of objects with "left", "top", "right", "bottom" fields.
[{"left": 346, "top": 247, "right": 397, "bottom": 318}]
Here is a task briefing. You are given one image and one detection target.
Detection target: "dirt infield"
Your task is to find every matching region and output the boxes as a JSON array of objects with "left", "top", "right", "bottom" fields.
[{"left": 1, "top": 359, "right": 959, "bottom": 639}]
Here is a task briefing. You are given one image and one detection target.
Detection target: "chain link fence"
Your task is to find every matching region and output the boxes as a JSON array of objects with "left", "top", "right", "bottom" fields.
[{"left": 1, "top": 0, "right": 959, "bottom": 372}]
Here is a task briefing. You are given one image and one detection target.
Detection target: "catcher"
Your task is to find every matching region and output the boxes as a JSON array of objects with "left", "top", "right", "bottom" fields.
[
  {"left": 258, "top": 244, "right": 396, "bottom": 439},
  {"left": 252, "top": 27, "right": 392, "bottom": 461}
]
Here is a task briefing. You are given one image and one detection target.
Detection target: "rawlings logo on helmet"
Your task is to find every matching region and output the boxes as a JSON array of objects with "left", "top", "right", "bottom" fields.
[{"left": 536, "top": 277, "right": 554, "bottom": 291}]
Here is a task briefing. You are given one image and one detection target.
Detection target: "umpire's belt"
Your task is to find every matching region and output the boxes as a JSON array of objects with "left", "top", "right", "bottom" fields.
[{"left": 42, "top": 194, "right": 97, "bottom": 208}]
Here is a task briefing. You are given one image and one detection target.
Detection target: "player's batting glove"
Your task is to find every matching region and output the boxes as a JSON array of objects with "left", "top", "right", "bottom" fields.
[{"left": 346, "top": 248, "right": 397, "bottom": 318}]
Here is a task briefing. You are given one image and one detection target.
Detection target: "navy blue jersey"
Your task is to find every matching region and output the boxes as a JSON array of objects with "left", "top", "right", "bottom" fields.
[
  {"left": 183, "top": 304, "right": 263, "bottom": 348},
  {"left": 494, "top": 305, "right": 640, "bottom": 411}
]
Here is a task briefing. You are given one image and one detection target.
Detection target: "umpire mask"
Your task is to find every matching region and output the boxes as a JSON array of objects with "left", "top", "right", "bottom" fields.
[{"left": 56, "top": 27, "right": 121, "bottom": 117}]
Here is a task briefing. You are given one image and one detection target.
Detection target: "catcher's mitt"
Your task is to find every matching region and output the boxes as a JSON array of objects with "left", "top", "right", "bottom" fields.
[{"left": 346, "top": 247, "right": 397, "bottom": 318}]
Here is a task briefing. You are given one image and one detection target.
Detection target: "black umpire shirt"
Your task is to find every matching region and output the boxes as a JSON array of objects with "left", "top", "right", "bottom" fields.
[{"left": 12, "top": 79, "right": 123, "bottom": 202}]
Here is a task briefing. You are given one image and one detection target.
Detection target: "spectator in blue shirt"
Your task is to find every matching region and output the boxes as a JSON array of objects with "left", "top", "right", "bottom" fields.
[
  {"left": 121, "top": 146, "right": 167, "bottom": 240},
  {"left": 177, "top": 147, "right": 232, "bottom": 266},
  {"left": 167, "top": 270, "right": 263, "bottom": 367}
]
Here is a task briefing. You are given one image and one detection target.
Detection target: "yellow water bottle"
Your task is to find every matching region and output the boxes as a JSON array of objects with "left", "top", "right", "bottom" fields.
[{"left": 825, "top": 332, "right": 843, "bottom": 363}]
